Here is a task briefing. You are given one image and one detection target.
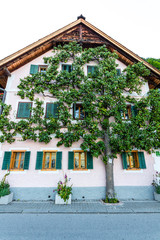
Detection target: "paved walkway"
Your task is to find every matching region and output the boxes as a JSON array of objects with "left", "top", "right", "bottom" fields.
[{"left": 0, "top": 200, "right": 160, "bottom": 214}]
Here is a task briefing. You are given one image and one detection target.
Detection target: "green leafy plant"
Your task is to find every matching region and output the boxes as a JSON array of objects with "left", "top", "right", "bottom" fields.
[
  {"left": 0, "top": 42, "right": 159, "bottom": 200},
  {"left": 152, "top": 171, "right": 160, "bottom": 194},
  {"left": 105, "top": 195, "right": 119, "bottom": 203},
  {"left": 0, "top": 172, "right": 10, "bottom": 198},
  {"left": 54, "top": 174, "right": 72, "bottom": 203}
]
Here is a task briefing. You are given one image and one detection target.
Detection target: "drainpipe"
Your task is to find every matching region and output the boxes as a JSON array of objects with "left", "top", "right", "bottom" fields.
[{"left": 0, "top": 87, "right": 6, "bottom": 115}]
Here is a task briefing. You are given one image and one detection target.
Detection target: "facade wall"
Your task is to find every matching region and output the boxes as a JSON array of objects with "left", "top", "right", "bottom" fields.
[{"left": 0, "top": 49, "right": 156, "bottom": 200}]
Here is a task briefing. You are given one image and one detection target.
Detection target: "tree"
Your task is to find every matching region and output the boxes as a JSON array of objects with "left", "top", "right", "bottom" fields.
[
  {"left": 0, "top": 42, "right": 160, "bottom": 199},
  {"left": 145, "top": 58, "right": 160, "bottom": 71}
]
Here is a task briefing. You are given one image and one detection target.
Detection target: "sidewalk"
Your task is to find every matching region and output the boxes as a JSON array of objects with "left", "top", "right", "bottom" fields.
[{"left": 0, "top": 200, "right": 160, "bottom": 214}]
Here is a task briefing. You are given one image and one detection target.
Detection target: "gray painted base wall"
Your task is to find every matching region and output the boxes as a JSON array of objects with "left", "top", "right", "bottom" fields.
[{"left": 10, "top": 186, "right": 154, "bottom": 201}]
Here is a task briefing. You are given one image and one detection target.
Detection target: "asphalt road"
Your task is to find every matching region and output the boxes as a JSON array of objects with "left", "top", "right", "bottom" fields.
[{"left": 0, "top": 213, "right": 160, "bottom": 240}]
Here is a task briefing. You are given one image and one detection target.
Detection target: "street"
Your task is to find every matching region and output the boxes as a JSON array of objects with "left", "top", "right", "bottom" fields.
[{"left": 0, "top": 213, "right": 160, "bottom": 240}]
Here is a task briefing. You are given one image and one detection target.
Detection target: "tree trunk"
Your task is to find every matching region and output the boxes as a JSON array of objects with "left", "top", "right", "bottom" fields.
[{"left": 104, "top": 132, "right": 115, "bottom": 199}]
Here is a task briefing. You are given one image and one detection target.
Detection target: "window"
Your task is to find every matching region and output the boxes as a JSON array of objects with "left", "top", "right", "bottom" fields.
[
  {"left": 73, "top": 103, "right": 85, "bottom": 120},
  {"left": 46, "top": 103, "right": 59, "bottom": 118},
  {"left": 121, "top": 105, "right": 137, "bottom": 120},
  {"left": 43, "top": 151, "right": 57, "bottom": 170},
  {"left": 39, "top": 66, "right": 47, "bottom": 73},
  {"left": 62, "top": 64, "right": 72, "bottom": 73},
  {"left": 17, "top": 102, "right": 32, "bottom": 118},
  {"left": 87, "top": 66, "right": 96, "bottom": 76},
  {"left": 10, "top": 151, "right": 25, "bottom": 170},
  {"left": 122, "top": 151, "right": 146, "bottom": 170},
  {"left": 116, "top": 69, "right": 121, "bottom": 76},
  {"left": 121, "top": 105, "right": 132, "bottom": 120},
  {"left": 74, "top": 151, "right": 87, "bottom": 170},
  {"left": 68, "top": 151, "right": 93, "bottom": 170},
  {"left": 30, "top": 65, "right": 47, "bottom": 74},
  {"left": 36, "top": 151, "right": 62, "bottom": 170},
  {"left": 2, "top": 151, "right": 31, "bottom": 170}
]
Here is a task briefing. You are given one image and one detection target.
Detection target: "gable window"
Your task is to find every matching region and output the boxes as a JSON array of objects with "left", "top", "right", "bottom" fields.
[
  {"left": 68, "top": 151, "right": 93, "bottom": 170},
  {"left": 35, "top": 151, "right": 62, "bottom": 170},
  {"left": 73, "top": 103, "right": 85, "bottom": 120},
  {"left": 122, "top": 151, "right": 146, "bottom": 170},
  {"left": 17, "top": 102, "right": 32, "bottom": 119},
  {"left": 46, "top": 103, "right": 59, "bottom": 118},
  {"left": 30, "top": 65, "right": 47, "bottom": 74},
  {"left": 62, "top": 64, "right": 72, "bottom": 73},
  {"left": 87, "top": 66, "right": 96, "bottom": 76},
  {"left": 2, "top": 151, "right": 31, "bottom": 170}
]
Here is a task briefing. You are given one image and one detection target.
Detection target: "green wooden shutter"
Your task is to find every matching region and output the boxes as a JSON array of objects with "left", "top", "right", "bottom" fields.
[
  {"left": 87, "top": 152, "right": 93, "bottom": 169},
  {"left": 116, "top": 69, "right": 121, "bottom": 76},
  {"left": 122, "top": 152, "right": 127, "bottom": 169},
  {"left": 35, "top": 152, "right": 43, "bottom": 170},
  {"left": 56, "top": 152, "right": 62, "bottom": 169},
  {"left": 23, "top": 151, "right": 31, "bottom": 170},
  {"left": 53, "top": 103, "right": 59, "bottom": 118},
  {"left": 46, "top": 103, "right": 58, "bottom": 118},
  {"left": 87, "top": 66, "right": 95, "bottom": 75},
  {"left": 138, "top": 152, "right": 146, "bottom": 169},
  {"left": 2, "top": 152, "right": 11, "bottom": 170},
  {"left": 17, "top": 102, "right": 32, "bottom": 118},
  {"left": 62, "top": 65, "right": 72, "bottom": 72},
  {"left": 131, "top": 106, "right": 138, "bottom": 117},
  {"left": 30, "top": 65, "right": 39, "bottom": 74},
  {"left": 68, "top": 152, "right": 74, "bottom": 169},
  {"left": 73, "top": 103, "right": 76, "bottom": 119}
]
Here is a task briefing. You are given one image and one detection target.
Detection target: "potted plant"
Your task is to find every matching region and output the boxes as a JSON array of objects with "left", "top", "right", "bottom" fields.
[
  {"left": 0, "top": 172, "right": 13, "bottom": 204},
  {"left": 54, "top": 174, "right": 72, "bottom": 204},
  {"left": 153, "top": 171, "right": 160, "bottom": 201}
]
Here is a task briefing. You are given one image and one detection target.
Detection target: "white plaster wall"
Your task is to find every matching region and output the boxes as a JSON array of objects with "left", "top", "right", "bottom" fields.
[
  {"left": 152, "top": 150, "right": 160, "bottom": 172},
  {"left": 0, "top": 48, "right": 154, "bottom": 189}
]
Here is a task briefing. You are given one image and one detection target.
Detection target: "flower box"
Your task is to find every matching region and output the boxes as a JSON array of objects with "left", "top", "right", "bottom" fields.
[
  {"left": 154, "top": 192, "right": 160, "bottom": 202},
  {"left": 55, "top": 194, "right": 71, "bottom": 204},
  {"left": 0, "top": 192, "right": 13, "bottom": 205}
]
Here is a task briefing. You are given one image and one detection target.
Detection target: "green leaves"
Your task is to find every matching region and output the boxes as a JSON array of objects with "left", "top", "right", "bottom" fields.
[{"left": 0, "top": 42, "right": 159, "bottom": 161}]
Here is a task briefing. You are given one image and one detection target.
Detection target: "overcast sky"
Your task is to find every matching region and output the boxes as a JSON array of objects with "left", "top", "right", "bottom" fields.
[{"left": 0, "top": 0, "right": 159, "bottom": 60}]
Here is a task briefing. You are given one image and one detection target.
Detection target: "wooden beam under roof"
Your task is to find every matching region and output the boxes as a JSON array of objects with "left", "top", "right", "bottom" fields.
[{"left": 0, "top": 17, "right": 160, "bottom": 89}]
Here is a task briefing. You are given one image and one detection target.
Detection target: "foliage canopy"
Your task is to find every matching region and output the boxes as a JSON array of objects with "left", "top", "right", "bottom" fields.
[{"left": 0, "top": 42, "right": 160, "bottom": 164}]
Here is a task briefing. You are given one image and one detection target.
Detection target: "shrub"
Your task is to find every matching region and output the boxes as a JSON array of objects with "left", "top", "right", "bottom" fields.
[{"left": 0, "top": 172, "right": 10, "bottom": 198}]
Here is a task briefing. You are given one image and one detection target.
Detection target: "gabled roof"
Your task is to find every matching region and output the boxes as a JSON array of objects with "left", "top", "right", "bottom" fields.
[{"left": 0, "top": 16, "right": 160, "bottom": 89}]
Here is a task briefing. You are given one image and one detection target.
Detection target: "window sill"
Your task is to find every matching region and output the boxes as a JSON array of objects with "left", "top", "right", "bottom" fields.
[
  {"left": 70, "top": 170, "right": 90, "bottom": 174},
  {"left": 38, "top": 170, "right": 59, "bottom": 174},
  {"left": 41, "top": 169, "right": 57, "bottom": 171},
  {"left": 124, "top": 169, "right": 143, "bottom": 173}
]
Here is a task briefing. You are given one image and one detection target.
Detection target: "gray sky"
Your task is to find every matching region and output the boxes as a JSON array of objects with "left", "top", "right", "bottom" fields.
[{"left": 0, "top": 0, "right": 159, "bottom": 60}]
